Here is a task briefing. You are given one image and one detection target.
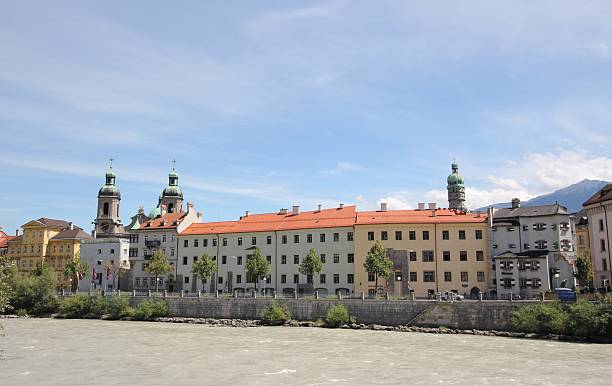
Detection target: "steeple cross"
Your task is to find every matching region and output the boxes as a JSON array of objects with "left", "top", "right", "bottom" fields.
[
  {"left": 172, "top": 159, "right": 176, "bottom": 171},
  {"left": 109, "top": 157, "right": 114, "bottom": 169}
]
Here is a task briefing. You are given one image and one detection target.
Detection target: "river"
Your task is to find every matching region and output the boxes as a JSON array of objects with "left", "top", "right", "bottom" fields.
[{"left": 1, "top": 318, "right": 611, "bottom": 385}]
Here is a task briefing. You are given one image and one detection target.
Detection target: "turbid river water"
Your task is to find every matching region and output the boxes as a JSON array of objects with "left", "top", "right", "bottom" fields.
[{"left": 1, "top": 319, "right": 611, "bottom": 385}]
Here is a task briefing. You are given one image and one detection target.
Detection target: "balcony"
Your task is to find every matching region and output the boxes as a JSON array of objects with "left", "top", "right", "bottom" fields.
[{"left": 145, "top": 240, "right": 161, "bottom": 248}]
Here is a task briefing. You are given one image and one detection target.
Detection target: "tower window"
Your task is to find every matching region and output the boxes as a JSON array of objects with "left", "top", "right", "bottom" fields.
[{"left": 103, "top": 202, "right": 109, "bottom": 216}]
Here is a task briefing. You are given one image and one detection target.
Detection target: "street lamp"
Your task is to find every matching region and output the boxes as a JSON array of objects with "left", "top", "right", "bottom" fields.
[
  {"left": 262, "top": 276, "right": 267, "bottom": 297},
  {"left": 554, "top": 273, "right": 560, "bottom": 290}
]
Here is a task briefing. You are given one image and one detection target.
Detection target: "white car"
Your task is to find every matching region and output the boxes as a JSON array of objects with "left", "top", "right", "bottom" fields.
[{"left": 441, "top": 292, "right": 464, "bottom": 301}]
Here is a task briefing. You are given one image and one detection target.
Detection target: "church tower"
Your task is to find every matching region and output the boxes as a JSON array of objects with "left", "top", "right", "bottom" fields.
[
  {"left": 93, "top": 159, "right": 126, "bottom": 238},
  {"left": 160, "top": 161, "right": 183, "bottom": 214},
  {"left": 447, "top": 161, "right": 467, "bottom": 212}
]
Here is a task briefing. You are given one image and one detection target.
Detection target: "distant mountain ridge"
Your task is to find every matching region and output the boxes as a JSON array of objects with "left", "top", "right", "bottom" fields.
[{"left": 475, "top": 179, "right": 609, "bottom": 214}]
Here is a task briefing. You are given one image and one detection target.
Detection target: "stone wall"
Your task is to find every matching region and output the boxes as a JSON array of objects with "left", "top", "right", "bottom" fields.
[{"left": 130, "top": 297, "right": 534, "bottom": 331}]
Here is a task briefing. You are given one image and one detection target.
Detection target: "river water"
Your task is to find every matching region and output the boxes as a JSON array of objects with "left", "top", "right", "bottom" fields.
[{"left": 1, "top": 319, "right": 611, "bottom": 385}]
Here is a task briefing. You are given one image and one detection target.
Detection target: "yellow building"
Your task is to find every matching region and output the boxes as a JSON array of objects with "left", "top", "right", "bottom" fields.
[
  {"left": 575, "top": 212, "right": 590, "bottom": 262},
  {"left": 354, "top": 208, "right": 489, "bottom": 298},
  {"left": 6, "top": 218, "right": 92, "bottom": 290}
]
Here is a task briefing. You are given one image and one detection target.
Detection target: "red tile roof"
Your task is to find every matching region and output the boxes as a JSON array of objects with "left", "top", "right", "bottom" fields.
[
  {"left": 181, "top": 206, "right": 357, "bottom": 235},
  {"left": 137, "top": 212, "right": 188, "bottom": 230},
  {"left": 356, "top": 209, "right": 487, "bottom": 225},
  {"left": 0, "top": 235, "right": 17, "bottom": 249}
]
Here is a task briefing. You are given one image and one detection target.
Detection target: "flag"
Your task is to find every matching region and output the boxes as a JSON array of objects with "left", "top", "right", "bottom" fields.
[
  {"left": 92, "top": 267, "right": 96, "bottom": 282},
  {"left": 106, "top": 266, "right": 112, "bottom": 280},
  {"left": 78, "top": 271, "right": 84, "bottom": 280}
]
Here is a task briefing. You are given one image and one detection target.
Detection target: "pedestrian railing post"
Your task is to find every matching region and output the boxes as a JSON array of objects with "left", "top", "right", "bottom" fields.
[
  {"left": 148, "top": 290, "right": 152, "bottom": 297},
  {"left": 361, "top": 291, "right": 365, "bottom": 301},
  {"left": 315, "top": 291, "right": 319, "bottom": 300},
  {"left": 180, "top": 290, "right": 184, "bottom": 298},
  {"left": 132, "top": 290, "right": 136, "bottom": 297}
]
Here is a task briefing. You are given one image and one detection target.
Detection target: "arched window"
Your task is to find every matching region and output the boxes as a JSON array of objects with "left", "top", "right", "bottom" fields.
[
  {"left": 168, "top": 203, "right": 174, "bottom": 213},
  {"left": 103, "top": 202, "right": 109, "bottom": 216}
]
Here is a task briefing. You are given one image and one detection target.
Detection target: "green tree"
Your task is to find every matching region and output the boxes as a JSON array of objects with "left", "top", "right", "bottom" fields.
[
  {"left": 299, "top": 248, "right": 323, "bottom": 290},
  {"left": 63, "top": 252, "right": 90, "bottom": 292},
  {"left": 192, "top": 253, "right": 217, "bottom": 293},
  {"left": 363, "top": 240, "right": 393, "bottom": 297},
  {"left": 575, "top": 253, "right": 594, "bottom": 290},
  {"left": 0, "top": 254, "right": 13, "bottom": 313},
  {"left": 9, "top": 263, "right": 59, "bottom": 316},
  {"left": 145, "top": 249, "right": 173, "bottom": 293},
  {"left": 245, "top": 247, "right": 269, "bottom": 293}
]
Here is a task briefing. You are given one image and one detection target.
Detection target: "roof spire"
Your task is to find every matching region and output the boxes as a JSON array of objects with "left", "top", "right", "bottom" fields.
[
  {"left": 172, "top": 159, "right": 176, "bottom": 171},
  {"left": 109, "top": 157, "right": 114, "bottom": 170}
]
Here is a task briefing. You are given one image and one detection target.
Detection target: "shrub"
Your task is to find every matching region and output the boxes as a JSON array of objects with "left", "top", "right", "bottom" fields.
[
  {"left": 567, "top": 300, "right": 600, "bottom": 338},
  {"left": 58, "top": 295, "right": 92, "bottom": 319},
  {"left": 262, "top": 302, "right": 291, "bottom": 325},
  {"left": 325, "top": 304, "right": 352, "bottom": 328},
  {"left": 8, "top": 265, "right": 59, "bottom": 316},
  {"left": 511, "top": 302, "right": 569, "bottom": 334},
  {"left": 106, "top": 297, "right": 134, "bottom": 320},
  {"left": 133, "top": 299, "right": 168, "bottom": 321},
  {"left": 15, "top": 308, "right": 28, "bottom": 317}
]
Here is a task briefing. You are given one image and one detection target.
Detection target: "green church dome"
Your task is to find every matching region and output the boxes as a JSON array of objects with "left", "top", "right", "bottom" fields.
[
  {"left": 99, "top": 185, "right": 121, "bottom": 198},
  {"left": 148, "top": 205, "right": 162, "bottom": 219},
  {"left": 447, "top": 162, "right": 464, "bottom": 186},
  {"left": 162, "top": 185, "right": 183, "bottom": 198}
]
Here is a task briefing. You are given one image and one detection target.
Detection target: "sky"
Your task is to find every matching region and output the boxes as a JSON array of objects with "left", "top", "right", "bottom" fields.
[{"left": 2, "top": 1, "right": 612, "bottom": 234}]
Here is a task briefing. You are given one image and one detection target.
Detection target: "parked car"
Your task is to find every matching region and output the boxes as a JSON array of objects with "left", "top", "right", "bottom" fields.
[
  {"left": 441, "top": 291, "right": 464, "bottom": 301},
  {"left": 554, "top": 288, "right": 577, "bottom": 302}
]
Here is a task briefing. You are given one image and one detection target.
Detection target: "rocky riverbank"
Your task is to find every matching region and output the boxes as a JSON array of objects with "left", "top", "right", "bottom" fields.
[{"left": 151, "top": 316, "right": 610, "bottom": 343}]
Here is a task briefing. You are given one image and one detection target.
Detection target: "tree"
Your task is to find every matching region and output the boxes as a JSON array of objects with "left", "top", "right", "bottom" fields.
[
  {"left": 245, "top": 247, "right": 269, "bottom": 293},
  {"left": 575, "top": 253, "right": 594, "bottom": 290},
  {"left": 64, "top": 252, "right": 89, "bottom": 292},
  {"left": 363, "top": 240, "right": 393, "bottom": 297},
  {"left": 145, "top": 249, "right": 173, "bottom": 293},
  {"left": 9, "top": 263, "right": 59, "bottom": 316},
  {"left": 299, "top": 248, "right": 323, "bottom": 290},
  {"left": 0, "top": 254, "right": 13, "bottom": 313},
  {"left": 192, "top": 253, "right": 217, "bottom": 293}
]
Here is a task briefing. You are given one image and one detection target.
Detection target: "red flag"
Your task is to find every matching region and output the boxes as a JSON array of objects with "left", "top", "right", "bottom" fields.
[
  {"left": 92, "top": 267, "right": 96, "bottom": 282},
  {"left": 106, "top": 266, "right": 112, "bottom": 280},
  {"left": 78, "top": 271, "right": 84, "bottom": 280}
]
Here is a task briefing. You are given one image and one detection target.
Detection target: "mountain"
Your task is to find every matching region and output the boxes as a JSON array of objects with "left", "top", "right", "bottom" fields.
[{"left": 475, "top": 179, "right": 609, "bottom": 213}]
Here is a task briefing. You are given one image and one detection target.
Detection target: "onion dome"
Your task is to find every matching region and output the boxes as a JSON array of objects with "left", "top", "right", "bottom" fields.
[
  {"left": 98, "top": 168, "right": 121, "bottom": 198},
  {"left": 447, "top": 162, "right": 464, "bottom": 186},
  {"left": 148, "top": 205, "right": 162, "bottom": 219},
  {"left": 162, "top": 169, "right": 183, "bottom": 198}
]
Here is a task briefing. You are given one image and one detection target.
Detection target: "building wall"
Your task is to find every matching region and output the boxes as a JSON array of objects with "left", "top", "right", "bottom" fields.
[
  {"left": 354, "top": 222, "right": 489, "bottom": 297},
  {"left": 79, "top": 238, "right": 130, "bottom": 292},
  {"left": 585, "top": 203, "right": 612, "bottom": 286},
  {"left": 128, "top": 229, "right": 179, "bottom": 292}
]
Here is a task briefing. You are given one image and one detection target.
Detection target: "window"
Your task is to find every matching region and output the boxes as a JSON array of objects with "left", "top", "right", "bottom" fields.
[
  {"left": 103, "top": 202, "right": 109, "bottom": 216},
  {"left": 129, "top": 248, "right": 138, "bottom": 257},
  {"left": 182, "top": 256, "right": 188, "bottom": 265},
  {"left": 333, "top": 233, "right": 340, "bottom": 242},
  {"left": 266, "top": 256, "right": 272, "bottom": 264},
  {"left": 218, "top": 276, "right": 223, "bottom": 284},
  {"left": 535, "top": 240, "right": 548, "bottom": 249},
  {"left": 603, "top": 259, "right": 608, "bottom": 271},
  {"left": 422, "top": 231, "right": 429, "bottom": 240},
  {"left": 423, "top": 271, "right": 435, "bottom": 282},
  {"left": 348, "top": 253, "right": 354, "bottom": 263},
  {"left": 333, "top": 254, "right": 340, "bottom": 263},
  {"left": 212, "top": 239, "right": 217, "bottom": 247},
  {"left": 282, "top": 235, "right": 287, "bottom": 244},
  {"left": 320, "top": 274, "right": 326, "bottom": 283},
  {"left": 347, "top": 274, "right": 354, "bottom": 284},
  {"left": 194, "top": 239, "right": 199, "bottom": 248},
  {"left": 477, "top": 271, "right": 485, "bottom": 282},
  {"left": 130, "top": 234, "right": 139, "bottom": 243},
  {"left": 534, "top": 223, "right": 547, "bottom": 231},
  {"left": 422, "top": 250, "right": 434, "bottom": 262},
  {"left": 367, "top": 232, "right": 374, "bottom": 241},
  {"left": 281, "top": 275, "right": 287, "bottom": 284},
  {"left": 222, "top": 255, "right": 227, "bottom": 264},
  {"left": 409, "top": 251, "right": 417, "bottom": 261},
  {"left": 599, "top": 219, "right": 605, "bottom": 232},
  {"left": 193, "top": 256, "right": 198, "bottom": 263},
  {"left": 266, "top": 236, "right": 272, "bottom": 245},
  {"left": 293, "top": 274, "right": 299, "bottom": 284},
  {"left": 395, "top": 231, "right": 402, "bottom": 240},
  {"left": 281, "top": 255, "right": 287, "bottom": 264},
  {"left": 460, "top": 251, "right": 467, "bottom": 261},
  {"left": 203, "top": 239, "right": 208, "bottom": 247},
  {"left": 184, "top": 276, "right": 190, "bottom": 284},
  {"left": 238, "top": 237, "right": 243, "bottom": 246},
  {"left": 492, "top": 243, "right": 498, "bottom": 249},
  {"left": 333, "top": 274, "right": 340, "bottom": 284},
  {"left": 409, "top": 272, "right": 417, "bottom": 282},
  {"left": 368, "top": 273, "right": 375, "bottom": 282},
  {"left": 381, "top": 231, "right": 388, "bottom": 240},
  {"left": 460, "top": 272, "right": 468, "bottom": 282},
  {"left": 476, "top": 251, "right": 484, "bottom": 261},
  {"left": 183, "top": 240, "right": 189, "bottom": 248},
  {"left": 236, "top": 275, "right": 242, "bottom": 284},
  {"left": 523, "top": 243, "right": 530, "bottom": 250},
  {"left": 507, "top": 227, "right": 515, "bottom": 232},
  {"left": 347, "top": 232, "right": 354, "bottom": 241},
  {"left": 320, "top": 233, "right": 326, "bottom": 242},
  {"left": 294, "top": 235, "right": 299, "bottom": 244},
  {"left": 475, "top": 230, "right": 483, "bottom": 240},
  {"left": 444, "top": 272, "right": 452, "bottom": 282},
  {"left": 522, "top": 225, "right": 529, "bottom": 231},
  {"left": 442, "top": 230, "right": 449, "bottom": 240},
  {"left": 237, "top": 256, "right": 243, "bottom": 265},
  {"left": 161, "top": 234, "right": 166, "bottom": 243},
  {"left": 409, "top": 231, "right": 416, "bottom": 240},
  {"left": 222, "top": 238, "right": 227, "bottom": 246},
  {"left": 602, "top": 239, "right": 607, "bottom": 252},
  {"left": 252, "top": 237, "right": 257, "bottom": 245},
  {"left": 320, "top": 254, "right": 326, "bottom": 263},
  {"left": 294, "top": 255, "right": 299, "bottom": 264},
  {"left": 443, "top": 251, "right": 450, "bottom": 261},
  {"left": 307, "top": 234, "right": 312, "bottom": 243}
]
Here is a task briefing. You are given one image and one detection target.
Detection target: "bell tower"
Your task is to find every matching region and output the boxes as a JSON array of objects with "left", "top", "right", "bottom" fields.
[
  {"left": 447, "top": 161, "right": 467, "bottom": 212},
  {"left": 160, "top": 160, "right": 184, "bottom": 213},
  {"left": 93, "top": 159, "right": 126, "bottom": 237}
]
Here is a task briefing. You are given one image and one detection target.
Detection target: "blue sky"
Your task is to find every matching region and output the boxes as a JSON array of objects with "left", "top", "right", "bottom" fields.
[{"left": 2, "top": 1, "right": 612, "bottom": 234}]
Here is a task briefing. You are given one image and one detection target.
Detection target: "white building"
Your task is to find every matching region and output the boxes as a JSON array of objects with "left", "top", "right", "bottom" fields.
[
  {"left": 79, "top": 238, "right": 130, "bottom": 292},
  {"left": 178, "top": 205, "right": 357, "bottom": 296},
  {"left": 488, "top": 199, "right": 575, "bottom": 297},
  {"left": 583, "top": 184, "right": 612, "bottom": 288}
]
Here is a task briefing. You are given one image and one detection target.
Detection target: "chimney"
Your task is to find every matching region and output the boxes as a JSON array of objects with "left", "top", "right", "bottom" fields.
[
  {"left": 418, "top": 203, "right": 425, "bottom": 210},
  {"left": 487, "top": 207, "right": 496, "bottom": 228},
  {"left": 69, "top": 222, "right": 74, "bottom": 230},
  {"left": 244, "top": 210, "right": 250, "bottom": 217},
  {"left": 380, "top": 202, "right": 388, "bottom": 212},
  {"left": 338, "top": 203, "right": 344, "bottom": 209},
  {"left": 511, "top": 198, "right": 521, "bottom": 209},
  {"left": 279, "top": 208, "right": 288, "bottom": 215},
  {"left": 317, "top": 204, "right": 322, "bottom": 212},
  {"left": 428, "top": 203, "right": 436, "bottom": 210},
  {"left": 292, "top": 205, "right": 300, "bottom": 215},
  {"left": 15, "top": 229, "right": 19, "bottom": 237}
]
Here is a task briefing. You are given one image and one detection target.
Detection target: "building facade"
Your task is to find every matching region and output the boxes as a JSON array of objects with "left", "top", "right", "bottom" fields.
[
  {"left": 493, "top": 251, "right": 550, "bottom": 299},
  {"left": 583, "top": 184, "right": 612, "bottom": 288},
  {"left": 488, "top": 199, "right": 576, "bottom": 297}
]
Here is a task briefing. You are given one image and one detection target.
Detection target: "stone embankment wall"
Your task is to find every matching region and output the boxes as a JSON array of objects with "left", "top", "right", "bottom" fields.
[{"left": 130, "top": 297, "right": 533, "bottom": 331}]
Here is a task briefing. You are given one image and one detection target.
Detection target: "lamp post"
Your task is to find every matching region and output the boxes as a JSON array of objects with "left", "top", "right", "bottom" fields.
[
  {"left": 262, "top": 276, "right": 267, "bottom": 297},
  {"left": 554, "top": 273, "right": 560, "bottom": 290}
]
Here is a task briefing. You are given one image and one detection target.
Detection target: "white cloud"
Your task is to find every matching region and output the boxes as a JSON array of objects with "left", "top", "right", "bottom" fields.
[{"left": 320, "top": 162, "right": 362, "bottom": 175}]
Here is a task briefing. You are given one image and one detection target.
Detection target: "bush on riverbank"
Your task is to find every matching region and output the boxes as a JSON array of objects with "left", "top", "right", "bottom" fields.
[
  {"left": 7, "top": 265, "right": 58, "bottom": 316},
  {"left": 133, "top": 299, "right": 168, "bottom": 321},
  {"left": 512, "top": 300, "right": 612, "bottom": 338},
  {"left": 262, "top": 302, "right": 291, "bottom": 325},
  {"left": 59, "top": 295, "right": 109, "bottom": 319},
  {"left": 325, "top": 304, "right": 353, "bottom": 328}
]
